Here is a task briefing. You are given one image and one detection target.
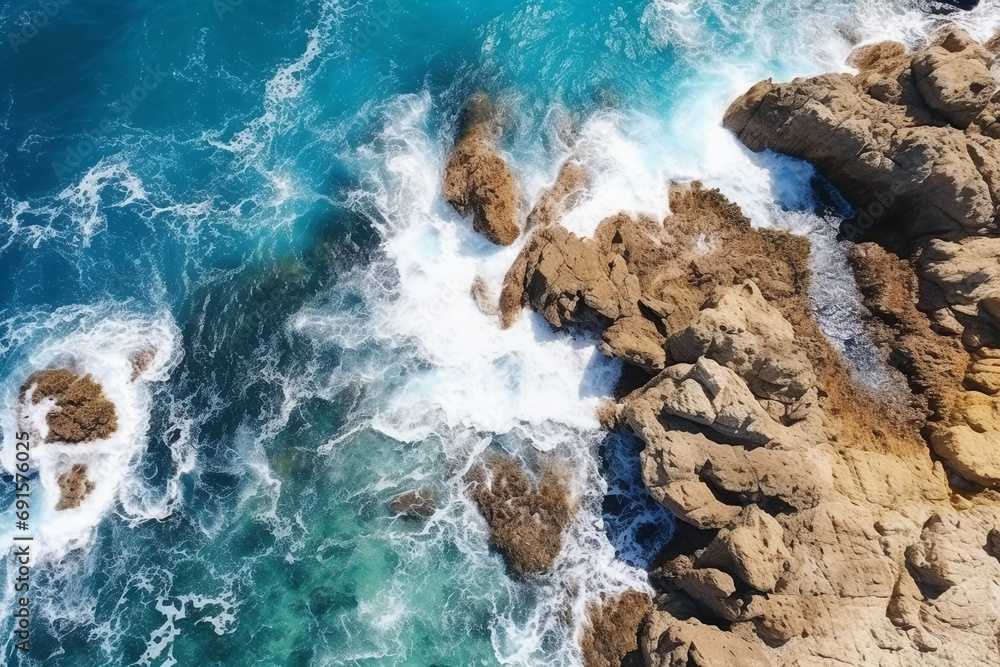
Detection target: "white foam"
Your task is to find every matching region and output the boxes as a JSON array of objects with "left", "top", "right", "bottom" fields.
[
  {"left": 57, "top": 160, "right": 148, "bottom": 246},
  {"left": 295, "top": 92, "right": 648, "bottom": 666},
  {"left": 0, "top": 309, "right": 184, "bottom": 559}
]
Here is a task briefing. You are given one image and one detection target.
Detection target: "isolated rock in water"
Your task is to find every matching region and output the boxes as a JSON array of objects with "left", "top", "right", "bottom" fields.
[
  {"left": 581, "top": 590, "right": 652, "bottom": 667},
  {"left": 129, "top": 347, "right": 157, "bottom": 381},
  {"left": 21, "top": 369, "right": 118, "bottom": 443},
  {"left": 388, "top": 488, "right": 436, "bottom": 520},
  {"left": 525, "top": 158, "right": 590, "bottom": 230},
  {"left": 443, "top": 93, "right": 522, "bottom": 246},
  {"left": 724, "top": 26, "right": 1000, "bottom": 240},
  {"left": 465, "top": 455, "right": 575, "bottom": 575},
  {"left": 470, "top": 276, "right": 499, "bottom": 317},
  {"left": 56, "top": 464, "right": 96, "bottom": 510}
]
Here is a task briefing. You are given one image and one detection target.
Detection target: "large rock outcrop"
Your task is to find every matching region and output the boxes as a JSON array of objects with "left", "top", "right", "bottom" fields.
[
  {"left": 725, "top": 27, "right": 999, "bottom": 242},
  {"left": 444, "top": 93, "right": 522, "bottom": 246},
  {"left": 457, "top": 34, "right": 1000, "bottom": 661},
  {"left": 485, "top": 169, "right": 1000, "bottom": 664},
  {"left": 728, "top": 27, "right": 1000, "bottom": 492},
  {"left": 20, "top": 369, "right": 118, "bottom": 443}
]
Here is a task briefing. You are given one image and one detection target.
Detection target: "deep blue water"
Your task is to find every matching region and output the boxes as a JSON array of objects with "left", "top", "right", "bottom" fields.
[{"left": 0, "top": 1, "right": 996, "bottom": 665}]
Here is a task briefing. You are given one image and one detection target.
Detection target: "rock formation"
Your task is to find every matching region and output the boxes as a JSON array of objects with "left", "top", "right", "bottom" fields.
[
  {"left": 582, "top": 590, "right": 652, "bottom": 667},
  {"left": 479, "top": 149, "right": 1000, "bottom": 664},
  {"left": 525, "top": 158, "right": 590, "bottom": 231},
  {"left": 727, "top": 26, "right": 1000, "bottom": 495},
  {"left": 465, "top": 455, "right": 577, "bottom": 575},
  {"left": 20, "top": 369, "right": 118, "bottom": 443},
  {"left": 56, "top": 463, "right": 96, "bottom": 510},
  {"left": 387, "top": 488, "right": 436, "bottom": 520},
  {"left": 444, "top": 93, "right": 522, "bottom": 246},
  {"left": 129, "top": 348, "right": 156, "bottom": 381},
  {"left": 724, "top": 27, "right": 999, "bottom": 243},
  {"left": 582, "top": 25, "right": 1000, "bottom": 667},
  {"left": 454, "top": 27, "right": 1000, "bottom": 665}
]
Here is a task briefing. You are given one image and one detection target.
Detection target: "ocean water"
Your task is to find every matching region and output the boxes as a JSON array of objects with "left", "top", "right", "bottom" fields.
[{"left": 1, "top": 1, "right": 998, "bottom": 665}]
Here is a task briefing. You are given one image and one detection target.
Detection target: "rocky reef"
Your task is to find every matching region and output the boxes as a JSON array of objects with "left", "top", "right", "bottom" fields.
[
  {"left": 464, "top": 454, "right": 577, "bottom": 575},
  {"left": 56, "top": 463, "right": 96, "bottom": 510},
  {"left": 20, "top": 369, "right": 118, "bottom": 443},
  {"left": 447, "top": 48, "right": 1000, "bottom": 661},
  {"left": 387, "top": 487, "right": 436, "bottom": 520}
]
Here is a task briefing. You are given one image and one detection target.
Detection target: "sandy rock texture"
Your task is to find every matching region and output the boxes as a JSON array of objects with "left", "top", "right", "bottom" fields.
[
  {"left": 725, "top": 27, "right": 999, "bottom": 242},
  {"left": 727, "top": 27, "right": 1000, "bottom": 495},
  {"left": 459, "top": 30, "right": 1000, "bottom": 663}
]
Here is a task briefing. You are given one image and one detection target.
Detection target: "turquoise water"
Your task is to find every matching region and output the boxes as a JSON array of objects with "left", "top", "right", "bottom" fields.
[{"left": 1, "top": 1, "right": 997, "bottom": 665}]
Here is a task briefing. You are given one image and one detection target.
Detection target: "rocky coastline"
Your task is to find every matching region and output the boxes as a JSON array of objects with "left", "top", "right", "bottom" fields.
[{"left": 447, "top": 24, "right": 1000, "bottom": 667}]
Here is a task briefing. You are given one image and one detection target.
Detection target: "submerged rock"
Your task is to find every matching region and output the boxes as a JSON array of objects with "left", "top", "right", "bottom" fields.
[
  {"left": 387, "top": 488, "right": 436, "bottom": 520},
  {"left": 129, "top": 347, "right": 157, "bottom": 381},
  {"left": 465, "top": 455, "right": 576, "bottom": 575},
  {"left": 56, "top": 463, "right": 95, "bottom": 510},
  {"left": 525, "top": 158, "right": 590, "bottom": 231},
  {"left": 21, "top": 369, "right": 118, "bottom": 443},
  {"left": 443, "top": 93, "right": 522, "bottom": 246}
]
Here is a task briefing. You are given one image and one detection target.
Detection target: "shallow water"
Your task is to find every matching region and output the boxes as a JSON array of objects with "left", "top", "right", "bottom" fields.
[{"left": 1, "top": 0, "right": 999, "bottom": 664}]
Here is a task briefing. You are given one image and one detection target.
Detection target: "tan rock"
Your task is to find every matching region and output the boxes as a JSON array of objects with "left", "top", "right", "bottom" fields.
[
  {"left": 470, "top": 276, "right": 498, "bottom": 317},
  {"left": 502, "top": 224, "right": 631, "bottom": 329},
  {"left": 695, "top": 505, "right": 790, "bottom": 593},
  {"left": 443, "top": 93, "right": 522, "bottom": 246},
  {"left": 912, "top": 27, "right": 997, "bottom": 130},
  {"left": 929, "top": 420, "right": 1000, "bottom": 487},
  {"left": 642, "top": 613, "right": 772, "bottom": 667},
  {"left": 600, "top": 315, "right": 668, "bottom": 372},
  {"left": 526, "top": 158, "right": 589, "bottom": 230},
  {"left": 670, "top": 281, "right": 815, "bottom": 404},
  {"left": 56, "top": 464, "right": 95, "bottom": 510},
  {"left": 724, "top": 27, "right": 1000, "bottom": 240}
]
